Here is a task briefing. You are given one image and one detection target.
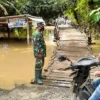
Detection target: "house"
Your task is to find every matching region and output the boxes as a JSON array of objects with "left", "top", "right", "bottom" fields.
[{"left": 0, "top": 14, "right": 45, "bottom": 44}]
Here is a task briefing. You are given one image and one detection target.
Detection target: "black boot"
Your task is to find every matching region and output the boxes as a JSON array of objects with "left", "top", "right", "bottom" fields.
[{"left": 30, "top": 69, "right": 43, "bottom": 85}]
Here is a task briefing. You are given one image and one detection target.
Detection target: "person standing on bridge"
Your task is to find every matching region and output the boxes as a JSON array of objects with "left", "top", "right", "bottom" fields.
[
  {"left": 31, "top": 22, "right": 46, "bottom": 85},
  {"left": 53, "top": 22, "right": 60, "bottom": 42}
]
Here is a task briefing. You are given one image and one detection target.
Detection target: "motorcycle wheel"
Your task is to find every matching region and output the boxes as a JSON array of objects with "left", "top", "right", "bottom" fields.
[
  {"left": 71, "top": 81, "right": 85, "bottom": 100},
  {"left": 76, "top": 90, "right": 88, "bottom": 100},
  {"left": 72, "top": 93, "right": 87, "bottom": 100},
  {"left": 71, "top": 81, "right": 78, "bottom": 100}
]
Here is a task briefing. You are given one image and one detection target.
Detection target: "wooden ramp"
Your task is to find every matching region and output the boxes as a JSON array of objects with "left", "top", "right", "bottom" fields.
[{"left": 43, "top": 28, "right": 100, "bottom": 88}]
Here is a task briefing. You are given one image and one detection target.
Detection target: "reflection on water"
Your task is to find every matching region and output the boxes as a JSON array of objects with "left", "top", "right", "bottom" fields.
[
  {"left": 0, "top": 30, "right": 56, "bottom": 90},
  {"left": 2, "top": 44, "right": 8, "bottom": 52}
]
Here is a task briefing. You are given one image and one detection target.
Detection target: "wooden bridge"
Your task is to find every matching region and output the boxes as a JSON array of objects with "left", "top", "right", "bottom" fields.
[{"left": 43, "top": 27, "right": 100, "bottom": 87}]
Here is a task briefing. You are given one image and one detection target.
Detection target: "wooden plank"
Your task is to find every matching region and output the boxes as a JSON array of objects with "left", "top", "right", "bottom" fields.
[
  {"left": 43, "top": 79, "right": 71, "bottom": 84},
  {"left": 44, "top": 28, "right": 96, "bottom": 88},
  {"left": 55, "top": 50, "right": 92, "bottom": 55},
  {"left": 60, "top": 35, "right": 86, "bottom": 37},
  {"left": 27, "top": 19, "right": 30, "bottom": 45},
  {"left": 63, "top": 37, "right": 87, "bottom": 40},
  {"left": 43, "top": 83, "right": 71, "bottom": 88},
  {"left": 0, "top": 22, "right": 7, "bottom": 24},
  {"left": 46, "top": 77, "right": 73, "bottom": 82},
  {"left": 58, "top": 40, "right": 87, "bottom": 43},
  {"left": 58, "top": 48, "right": 90, "bottom": 52},
  {"left": 0, "top": 14, "right": 29, "bottom": 20},
  {"left": 48, "top": 75, "right": 72, "bottom": 78}
]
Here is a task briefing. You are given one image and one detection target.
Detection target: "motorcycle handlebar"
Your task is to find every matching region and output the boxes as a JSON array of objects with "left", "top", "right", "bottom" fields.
[
  {"left": 64, "top": 61, "right": 100, "bottom": 71},
  {"left": 58, "top": 56, "right": 100, "bottom": 71},
  {"left": 64, "top": 66, "right": 72, "bottom": 70},
  {"left": 66, "top": 57, "right": 73, "bottom": 63}
]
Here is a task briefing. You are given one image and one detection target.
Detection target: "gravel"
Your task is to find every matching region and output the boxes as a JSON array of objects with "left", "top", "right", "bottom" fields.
[{"left": 0, "top": 85, "right": 72, "bottom": 100}]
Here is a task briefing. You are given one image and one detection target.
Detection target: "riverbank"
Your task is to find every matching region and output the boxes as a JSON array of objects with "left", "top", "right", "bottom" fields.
[
  {"left": 0, "top": 29, "right": 56, "bottom": 90},
  {"left": 91, "top": 39, "right": 100, "bottom": 56},
  {"left": 0, "top": 84, "right": 71, "bottom": 100}
]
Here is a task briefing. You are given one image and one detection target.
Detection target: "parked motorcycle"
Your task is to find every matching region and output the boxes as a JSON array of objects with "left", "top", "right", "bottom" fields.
[{"left": 58, "top": 56, "right": 100, "bottom": 100}]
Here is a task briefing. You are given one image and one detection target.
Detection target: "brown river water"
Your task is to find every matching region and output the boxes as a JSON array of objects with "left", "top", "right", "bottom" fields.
[{"left": 0, "top": 29, "right": 56, "bottom": 90}]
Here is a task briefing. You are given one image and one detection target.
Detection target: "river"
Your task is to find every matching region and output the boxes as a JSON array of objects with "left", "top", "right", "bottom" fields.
[{"left": 0, "top": 28, "right": 56, "bottom": 90}]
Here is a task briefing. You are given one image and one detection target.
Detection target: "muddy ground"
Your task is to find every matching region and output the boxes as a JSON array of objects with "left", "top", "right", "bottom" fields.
[{"left": 0, "top": 84, "right": 72, "bottom": 100}]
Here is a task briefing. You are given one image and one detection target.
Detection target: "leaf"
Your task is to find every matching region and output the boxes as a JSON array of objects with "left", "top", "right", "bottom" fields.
[
  {"left": 14, "top": 29, "right": 19, "bottom": 37},
  {"left": 1, "top": 2, "right": 9, "bottom": 7},
  {"left": 89, "top": 9, "right": 97, "bottom": 16},
  {"left": 89, "top": 7, "right": 100, "bottom": 17},
  {"left": 93, "top": 0, "right": 99, "bottom": 2},
  {"left": 6, "top": 1, "right": 20, "bottom": 14},
  {"left": 97, "top": 7, "right": 100, "bottom": 11},
  {"left": 93, "top": 12, "right": 100, "bottom": 22},
  {"left": 95, "top": 12, "right": 100, "bottom": 21}
]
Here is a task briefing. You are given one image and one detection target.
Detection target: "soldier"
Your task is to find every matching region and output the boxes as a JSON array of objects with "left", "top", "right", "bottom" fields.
[
  {"left": 31, "top": 22, "right": 46, "bottom": 85},
  {"left": 53, "top": 22, "right": 60, "bottom": 42}
]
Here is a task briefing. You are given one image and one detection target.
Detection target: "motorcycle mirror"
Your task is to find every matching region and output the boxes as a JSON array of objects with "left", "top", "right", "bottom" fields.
[
  {"left": 66, "top": 57, "right": 73, "bottom": 64},
  {"left": 58, "top": 55, "right": 67, "bottom": 62},
  {"left": 58, "top": 55, "right": 73, "bottom": 63}
]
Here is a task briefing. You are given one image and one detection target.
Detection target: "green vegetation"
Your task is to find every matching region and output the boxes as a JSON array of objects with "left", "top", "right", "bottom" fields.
[
  {"left": 91, "top": 39, "right": 100, "bottom": 55},
  {"left": 14, "top": 28, "right": 27, "bottom": 38},
  {"left": 0, "top": 0, "right": 100, "bottom": 41},
  {"left": 0, "top": 0, "right": 99, "bottom": 25},
  {"left": 89, "top": 0, "right": 100, "bottom": 24},
  {"left": 22, "top": 0, "right": 68, "bottom": 21},
  {"left": 63, "top": 0, "right": 100, "bottom": 55},
  {"left": 0, "top": 0, "right": 68, "bottom": 21},
  {"left": 64, "top": 0, "right": 100, "bottom": 37},
  {"left": 0, "top": 0, "right": 24, "bottom": 16}
]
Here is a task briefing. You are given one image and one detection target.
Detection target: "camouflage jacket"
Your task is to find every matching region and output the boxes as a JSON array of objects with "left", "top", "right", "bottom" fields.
[{"left": 33, "top": 31, "right": 46, "bottom": 58}]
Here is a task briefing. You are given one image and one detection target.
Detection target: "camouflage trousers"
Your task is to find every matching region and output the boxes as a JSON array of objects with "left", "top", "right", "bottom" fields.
[{"left": 35, "top": 58, "right": 44, "bottom": 70}]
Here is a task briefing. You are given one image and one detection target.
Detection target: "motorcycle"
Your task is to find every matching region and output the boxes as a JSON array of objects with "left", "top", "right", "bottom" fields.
[{"left": 58, "top": 56, "right": 100, "bottom": 100}]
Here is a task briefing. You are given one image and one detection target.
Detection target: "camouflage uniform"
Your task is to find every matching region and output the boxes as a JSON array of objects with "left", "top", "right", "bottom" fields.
[{"left": 33, "top": 31, "right": 46, "bottom": 70}]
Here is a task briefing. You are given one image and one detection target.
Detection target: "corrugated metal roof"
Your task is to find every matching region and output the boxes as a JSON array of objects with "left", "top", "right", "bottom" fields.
[{"left": 0, "top": 14, "right": 45, "bottom": 25}]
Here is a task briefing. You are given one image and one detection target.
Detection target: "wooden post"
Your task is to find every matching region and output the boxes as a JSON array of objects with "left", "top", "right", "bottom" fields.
[
  {"left": 27, "top": 18, "right": 30, "bottom": 45},
  {"left": 7, "top": 26, "right": 10, "bottom": 39}
]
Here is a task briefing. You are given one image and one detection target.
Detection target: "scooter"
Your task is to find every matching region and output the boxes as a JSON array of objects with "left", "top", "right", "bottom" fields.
[{"left": 58, "top": 56, "right": 100, "bottom": 100}]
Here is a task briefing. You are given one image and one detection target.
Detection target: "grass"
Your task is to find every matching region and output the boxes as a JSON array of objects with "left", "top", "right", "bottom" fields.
[{"left": 91, "top": 39, "right": 100, "bottom": 55}]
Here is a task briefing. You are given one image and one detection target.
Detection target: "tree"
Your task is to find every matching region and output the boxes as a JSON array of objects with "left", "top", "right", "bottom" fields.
[
  {"left": 0, "top": 0, "right": 27, "bottom": 16},
  {"left": 23, "top": 0, "right": 68, "bottom": 21},
  {"left": 63, "top": 0, "right": 100, "bottom": 33},
  {"left": 89, "top": 0, "right": 100, "bottom": 39}
]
